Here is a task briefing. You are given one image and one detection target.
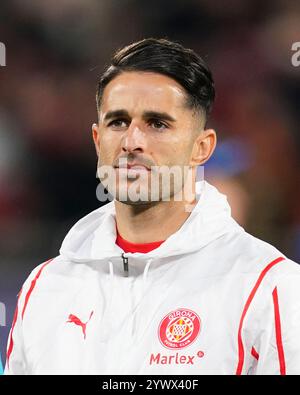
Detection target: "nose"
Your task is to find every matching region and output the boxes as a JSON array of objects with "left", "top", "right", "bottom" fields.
[{"left": 121, "top": 123, "right": 146, "bottom": 154}]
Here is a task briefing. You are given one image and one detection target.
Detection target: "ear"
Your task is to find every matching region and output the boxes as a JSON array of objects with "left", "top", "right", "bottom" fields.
[
  {"left": 92, "top": 123, "right": 100, "bottom": 156},
  {"left": 190, "top": 128, "right": 217, "bottom": 167}
]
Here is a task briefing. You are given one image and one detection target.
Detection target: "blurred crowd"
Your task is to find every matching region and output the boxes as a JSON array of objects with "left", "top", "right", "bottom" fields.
[{"left": 0, "top": 0, "right": 300, "bottom": 360}]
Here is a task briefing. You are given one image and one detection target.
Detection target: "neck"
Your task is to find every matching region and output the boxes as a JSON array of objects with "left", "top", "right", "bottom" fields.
[{"left": 114, "top": 179, "right": 197, "bottom": 244}]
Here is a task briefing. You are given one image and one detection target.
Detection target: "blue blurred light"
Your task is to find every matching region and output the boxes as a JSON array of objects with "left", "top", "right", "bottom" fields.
[
  {"left": 0, "top": 353, "right": 3, "bottom": 374},
  {"left": 201, "top": 137, "right": 253, "bottom": 178}
]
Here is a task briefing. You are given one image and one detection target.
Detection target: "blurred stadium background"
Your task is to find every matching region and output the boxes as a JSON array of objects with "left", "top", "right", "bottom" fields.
[{"left": 0, "top": 0, "right": 299, "bottom": 368}]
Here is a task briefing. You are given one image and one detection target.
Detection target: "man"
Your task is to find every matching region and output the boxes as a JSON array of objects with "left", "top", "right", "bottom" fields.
[{"left": 5, "top": 38, "right": 300, "bottom": 375}]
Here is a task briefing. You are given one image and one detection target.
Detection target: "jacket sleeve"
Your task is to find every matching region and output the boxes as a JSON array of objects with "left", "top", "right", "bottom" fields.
[
  {"left": 4, "top": 262, "right": 47, "bottom": 375},
  {"left": 254, "top": 259, "right": 300, "bottom": 375},
  {"left": 4, "top": 286, "right": 28, "bottom": 375}
]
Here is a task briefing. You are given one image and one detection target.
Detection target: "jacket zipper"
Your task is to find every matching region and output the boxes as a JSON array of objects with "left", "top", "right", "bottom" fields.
[{"left": 121, "top": 253, "right": 129, "bottom": 277}]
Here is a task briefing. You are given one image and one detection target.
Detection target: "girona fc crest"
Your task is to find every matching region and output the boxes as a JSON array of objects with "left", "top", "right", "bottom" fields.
[{"left": 158, "top": 308, "right": 201, "bottom": 349}]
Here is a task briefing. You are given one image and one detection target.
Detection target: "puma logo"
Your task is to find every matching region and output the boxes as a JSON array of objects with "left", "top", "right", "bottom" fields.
[{"left": 66, "top": 311, "right": 94, "bottom": 339}]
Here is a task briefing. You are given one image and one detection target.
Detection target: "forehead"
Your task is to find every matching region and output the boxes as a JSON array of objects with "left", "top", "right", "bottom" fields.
[{"left": 100, "top": 71, "right": 188, "bottom": 115}]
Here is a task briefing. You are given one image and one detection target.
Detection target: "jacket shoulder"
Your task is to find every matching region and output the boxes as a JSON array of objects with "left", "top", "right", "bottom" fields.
[{"left": 222, "top": 228, "right": 299, "bottom": 276}]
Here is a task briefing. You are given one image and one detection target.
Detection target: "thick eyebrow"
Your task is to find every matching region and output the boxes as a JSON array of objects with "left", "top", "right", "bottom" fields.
[
  {"left": 142, "top": 111, "right": 176, "bottom": 123},
  {"left": 103, "top": 110, "right": 130, "bottom": 122},
  {"left": 103, "top": 109, "right": 176, "bottom": 123}
]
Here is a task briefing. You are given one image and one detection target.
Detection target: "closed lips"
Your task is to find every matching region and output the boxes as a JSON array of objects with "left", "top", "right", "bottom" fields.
[{"left": 115, "top": 164, "right": 150, "bottom": 170}]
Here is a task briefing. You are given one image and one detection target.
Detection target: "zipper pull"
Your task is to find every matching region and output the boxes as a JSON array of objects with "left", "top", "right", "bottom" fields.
[{"left": 121, "top": 253, "right": 129, "bottom": 277}]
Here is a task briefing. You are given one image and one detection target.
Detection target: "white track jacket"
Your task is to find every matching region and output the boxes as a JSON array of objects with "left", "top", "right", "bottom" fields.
[{"left": 5, "top": 181, "right": 300, "bottom": 375}]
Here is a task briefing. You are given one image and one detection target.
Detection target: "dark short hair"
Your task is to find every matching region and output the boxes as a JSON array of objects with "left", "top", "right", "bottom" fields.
[{"left": 96, "top": 38, "right": 215, "bottom": 122}]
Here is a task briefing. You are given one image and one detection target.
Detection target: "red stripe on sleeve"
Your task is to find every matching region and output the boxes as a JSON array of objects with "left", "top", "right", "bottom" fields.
[
  {"left": 251, "top": 346, "right": 259, "bottom": 361},
  {"left": 6, "top": 288, "right": 23, "bottom": 369},
  {"left": 6, "top": 258, "right": 53, "bottom": 370},
  {"left": 21, "top": 258, "right": 53, "bottom": 320},
  {"left": 235, "top": 256, "right": 285, "bottom": 375},
  {"left": 272, "top": 287, "right": 286, "bottom": 375}
]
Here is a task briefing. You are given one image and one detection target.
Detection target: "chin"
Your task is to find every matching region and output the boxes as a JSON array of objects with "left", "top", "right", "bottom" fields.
[
  {"left": 117, "top": 199, "right": 154, "bottom": 206},
  {"left": 114, "top": 191, "right": 160, "bottom": 206}
]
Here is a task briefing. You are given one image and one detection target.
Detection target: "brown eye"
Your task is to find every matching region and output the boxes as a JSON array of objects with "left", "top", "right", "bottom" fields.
[
  {"left": 108, "top": 119, "right": 128, "bottom": 129},
  {"left": 150, "top": 119, "right": 168, "bottom": 130}
]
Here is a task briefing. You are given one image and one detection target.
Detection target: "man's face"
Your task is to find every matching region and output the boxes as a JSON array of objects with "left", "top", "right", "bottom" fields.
[{"left": 93, "top": 71, "right": 208, "bottom": 205}]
